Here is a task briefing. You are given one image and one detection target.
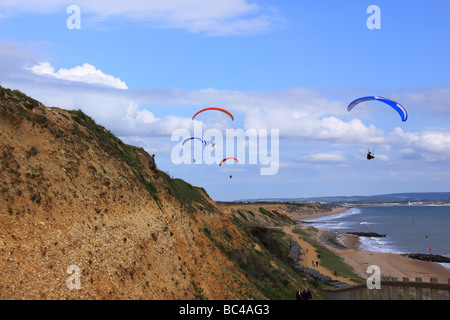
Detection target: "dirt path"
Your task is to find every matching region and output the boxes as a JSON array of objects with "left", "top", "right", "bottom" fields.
[{"left": 282, "top": 226, "right": 357, "bottom": 285}]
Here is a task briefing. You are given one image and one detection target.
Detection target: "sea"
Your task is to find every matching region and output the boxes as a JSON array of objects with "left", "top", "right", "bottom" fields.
[{"left": 301, "top": 205, "right": 450, "bottom": 269}]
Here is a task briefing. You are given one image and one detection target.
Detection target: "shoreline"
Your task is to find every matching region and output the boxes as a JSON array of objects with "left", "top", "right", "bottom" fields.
[
  {"left": 293, "top": 206, "right": 450, "bottom": 284},
  {"left": 286, "top": 206, "right": 350, "bottom": 221}
]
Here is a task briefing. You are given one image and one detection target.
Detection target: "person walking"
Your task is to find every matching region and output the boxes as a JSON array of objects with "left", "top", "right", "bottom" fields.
[
  {"left": 296, "top": 288, "right": 302, "bottom": 300},
  {"left": 301, "top": 287, "right": 312, "bottom": 300}
]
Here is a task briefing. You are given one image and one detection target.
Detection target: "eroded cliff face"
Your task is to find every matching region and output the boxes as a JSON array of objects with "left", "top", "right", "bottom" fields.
[{"left": 0, "top": 86, "right": 254, "bottom": 299}]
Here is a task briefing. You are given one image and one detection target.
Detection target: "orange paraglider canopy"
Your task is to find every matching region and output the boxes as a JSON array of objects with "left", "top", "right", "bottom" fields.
[{"left": 192, "top": 107, "right": 234, "bottom": 121}]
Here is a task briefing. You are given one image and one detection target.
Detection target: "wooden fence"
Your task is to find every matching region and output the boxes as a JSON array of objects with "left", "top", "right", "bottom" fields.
[{"left": 324, "top": 277, "right": 450, "bottom": 300}]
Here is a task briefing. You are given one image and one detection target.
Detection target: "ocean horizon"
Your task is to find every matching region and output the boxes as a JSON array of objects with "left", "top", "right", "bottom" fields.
[{"left": 302, "top": 205, "right": 450, "bottom": 269}]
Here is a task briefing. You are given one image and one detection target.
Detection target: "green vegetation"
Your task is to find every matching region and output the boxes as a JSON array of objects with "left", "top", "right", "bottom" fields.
[
  {"left": 68, "top": 109, "right": 159, "bottom": 201},
  {"left": 227, "top": 208, "right": 317, "bottom": 299},
  {"left": 202, "top": 225, "right": 228, "bottom": 254},
  {"left": 236, "top": 210, "right": 248, "bottom": 220},
  {"left": 258, "top": 207, "right": 296, "bottom": 225},
  {"left": 158, "top": 170, "right": 216, "bottom": 213},
  {"left": 192, "top": 281, "right": 207, "bottom": 300},
  {"left": 292, "top": 227, "right": 310, "bottom": 238},
  {"left": 203, "top": 227, "right": 211, "bottom": 237},
  {"left": 26, "top": 146, "right": 38, "bottom": 159},
  {"left": 312, "top": 241, "right": 362, "bottom": 284},
  {"left": 49, "top": 127, "right": 65, "bottom": 138},
  {"left": 250, "top": 227, "right": 291, "bottom": 265},
  {"left": 230, "top": 206, "right": 364, "bottom": 298},
  {"left": 0, "top": 89, "right": 221, "bottom": 208},
  {"left": 293, "top": 227, "right": 362, "bottom": 284},
  {"left": 225, "top": 226, "right": 308, "bottom": 300},
  {"left": 292, "top": 226, "right": 318, "bottom": 237},
  {"left": 0, "top": 87, "right": 46, "bottom": 125}
]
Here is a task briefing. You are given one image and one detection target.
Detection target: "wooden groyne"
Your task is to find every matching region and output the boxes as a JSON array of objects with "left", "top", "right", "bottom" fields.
[{"left": 324, "top": 277, "right": 450, "bottom": 300}]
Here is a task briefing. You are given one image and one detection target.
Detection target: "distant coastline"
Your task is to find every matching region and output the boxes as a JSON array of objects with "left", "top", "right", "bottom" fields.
[
  {"left": 293, "top": 205, "right": 450, "bottom": 281},
  {"left": 340, "top": 202, "right": 450, "bottom": 207},
  {"left": 226, "top": 202, "right": 450, "bottom": 282},
  {"left": 232, "top": 191, "right": 450, "bottom": 205}
]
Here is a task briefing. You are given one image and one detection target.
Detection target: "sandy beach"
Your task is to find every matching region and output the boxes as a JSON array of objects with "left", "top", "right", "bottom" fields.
[{"left": 291, "top": 207, "right": 450, "bottom": 284}]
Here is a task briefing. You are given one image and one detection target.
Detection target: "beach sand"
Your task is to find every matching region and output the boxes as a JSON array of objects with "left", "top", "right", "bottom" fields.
[{"left": 292, "top": 207, "right": 450, "bottom": 284}]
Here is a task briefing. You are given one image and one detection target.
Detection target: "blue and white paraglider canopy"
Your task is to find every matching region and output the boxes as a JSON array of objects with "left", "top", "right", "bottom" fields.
[{"left": 347, "top": 96, "right": 407, "bottom": 122}]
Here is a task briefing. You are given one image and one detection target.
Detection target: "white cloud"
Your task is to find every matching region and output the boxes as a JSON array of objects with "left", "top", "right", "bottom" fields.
[
  {"left": 0, "top": 0, "right": 279, "bottom": 36},
  {"left": 27, "top": 62, "right": 128, "bottom": 89},
  {"left": 402, "top": 87, "right": 450, "bottom": 117},
  {"left": 375, "top": 154, "right": 389, "bottom": 161},
  {"left": 387, "top": 128, "right": 450, "bottom": 161},
  {"left": 2, "top": 75, "right": 389, "bottom": 147},
  {"left": 136, "top": 109, "right": 159, "bottom": 124},
  {"left": 417, "top": 132, "right": 450, "bottom": 154},
  {"left": 5, "top": 46, "right": 450, "bottom": 165},
  {"left": 296, "top": 152, "right": 347, "bottom": 164}
]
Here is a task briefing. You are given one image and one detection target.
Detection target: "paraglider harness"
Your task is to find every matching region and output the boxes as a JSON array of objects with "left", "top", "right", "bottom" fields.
[{"left": 367, "top": 150, "right": 375, "bottom": 160}]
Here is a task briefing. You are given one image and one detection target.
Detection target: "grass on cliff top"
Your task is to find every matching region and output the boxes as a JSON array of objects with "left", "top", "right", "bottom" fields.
[
  {"left": 158, "top": 170, "right": 216, "bottom": 213},
  {"left": 1, "top": 86, "right": 47, "bottom": 125},
  {"left": 1, "top": 87, "right": 219, "bottom": 209},
  {"left": 68, "top": 109, "right": 158, "bottom": 200},
  {"left": 258, "top": 207, "right": 296, "bottom": 226},
  {"left": 1, "top": 87, "right": 40, "bottom": 109}
]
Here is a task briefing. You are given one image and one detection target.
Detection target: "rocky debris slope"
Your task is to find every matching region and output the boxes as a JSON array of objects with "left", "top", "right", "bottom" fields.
[{"left": 0, "top": 86, "right": 253, "bottom": 299}]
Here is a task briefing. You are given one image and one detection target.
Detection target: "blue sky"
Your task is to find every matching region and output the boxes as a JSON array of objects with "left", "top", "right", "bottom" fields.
[{"left": 1, "top": 1, "right": 450, "bottom": 201}]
